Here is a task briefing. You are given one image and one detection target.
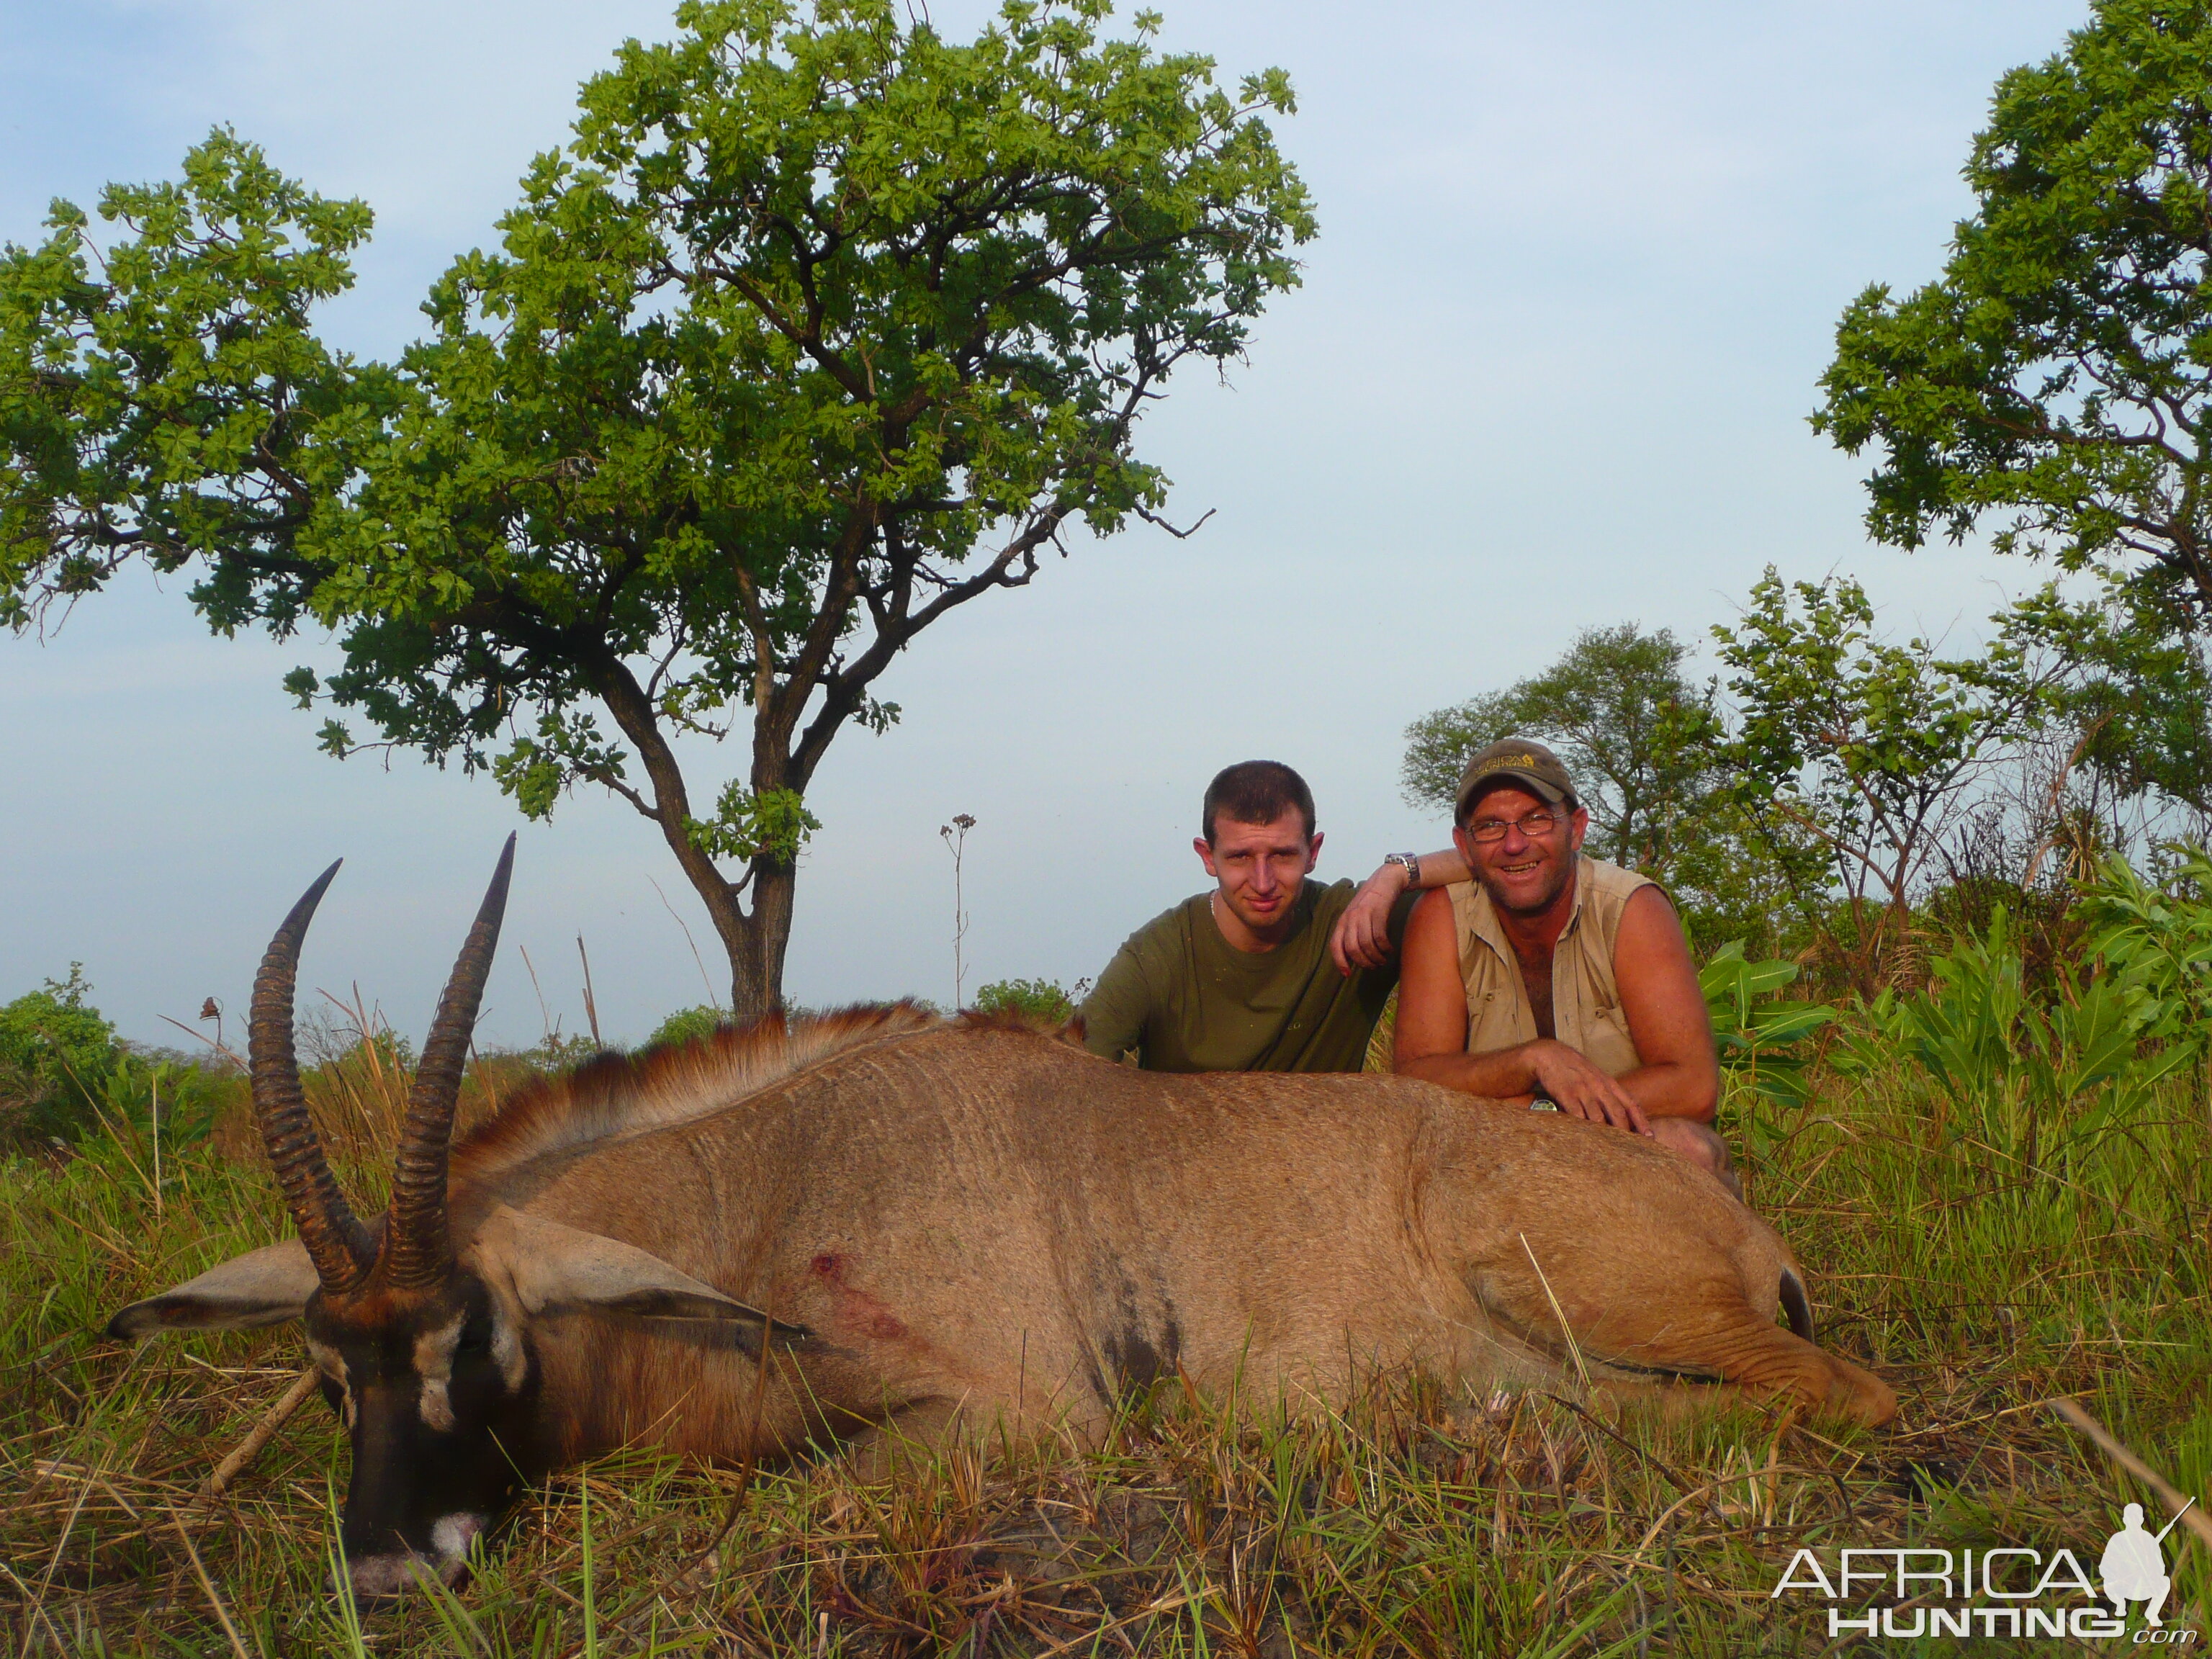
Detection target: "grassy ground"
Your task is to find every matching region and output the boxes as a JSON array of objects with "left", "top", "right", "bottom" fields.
[{"left": 4, "top": 1021, "right": 2209, "bottom": 1655}]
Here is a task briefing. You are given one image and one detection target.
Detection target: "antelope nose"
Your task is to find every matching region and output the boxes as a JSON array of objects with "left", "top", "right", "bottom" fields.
[
  {"left": 430, "top": 1512, "right": 485, "bottom": 1565},
  {"left": 341, "top": 1514, "right": 482, "bottom": 1600},
  {"left": 345, "top": 1553, "right": 426, "bottom": 1601},
  {"left": 345, "top": 1548, "right": 472, "bottom": 1600}
]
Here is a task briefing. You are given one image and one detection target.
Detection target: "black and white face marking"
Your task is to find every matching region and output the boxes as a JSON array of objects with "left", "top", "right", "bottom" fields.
[
  {"left": 308, "top": 1339, "right": 355, "bottom": 1427},
  {"left": 412, "top": 1312, "right": 466, "bottom": 1432},
  {"left": 302, "top": 1272, "right": 541, "bottom": 1599}
]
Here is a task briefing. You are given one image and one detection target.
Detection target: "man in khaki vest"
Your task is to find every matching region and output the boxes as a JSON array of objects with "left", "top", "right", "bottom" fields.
[{"left": 1386, "top": 739, "right": 1733, "bottom": 1185}]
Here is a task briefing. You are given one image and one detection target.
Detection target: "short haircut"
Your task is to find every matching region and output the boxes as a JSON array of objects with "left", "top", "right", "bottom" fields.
[{"left": 1202, "top": 760, "right": 1316, "bottom": 845}]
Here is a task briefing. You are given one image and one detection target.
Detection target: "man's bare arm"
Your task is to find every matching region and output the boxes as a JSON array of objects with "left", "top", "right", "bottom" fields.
[
  {"left": 1330, "top": 848, "right": 1471, "bottom": 972},
  {"left": 1605, "top": 885, "right": 1721, "bottom": 1123}
]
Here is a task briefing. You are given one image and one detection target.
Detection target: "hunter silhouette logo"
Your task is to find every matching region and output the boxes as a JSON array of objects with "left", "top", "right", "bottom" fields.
[{"left": 2103, "top": 1500, "right": 2191, "bottom": 1629}]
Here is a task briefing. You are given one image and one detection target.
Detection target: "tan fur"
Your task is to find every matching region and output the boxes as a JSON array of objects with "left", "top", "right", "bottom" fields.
[{"left": 447, "top": 1015, "right": 1894, "bottom": 1467}]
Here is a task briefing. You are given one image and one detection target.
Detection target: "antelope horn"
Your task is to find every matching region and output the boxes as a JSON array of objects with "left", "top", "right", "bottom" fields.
[
  {"left": 382, "top": 835, "right": 516, "bottom": 1287},
  {"left": 249, "top": 859, "right": 374, "bottom": 1293}
]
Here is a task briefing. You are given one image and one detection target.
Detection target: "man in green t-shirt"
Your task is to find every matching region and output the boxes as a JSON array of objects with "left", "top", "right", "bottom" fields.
[{"left": 1079, "top": 760, "right": 1461, "bottom": 1072}]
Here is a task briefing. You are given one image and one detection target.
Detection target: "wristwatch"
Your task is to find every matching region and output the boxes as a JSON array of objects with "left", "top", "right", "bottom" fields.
[
  {"left": 1529, "top": 1096, "right": 1561, "bottom": 1112},
  {"left": 1383, "top": 851, "right": 1421, "bottom": 886}
]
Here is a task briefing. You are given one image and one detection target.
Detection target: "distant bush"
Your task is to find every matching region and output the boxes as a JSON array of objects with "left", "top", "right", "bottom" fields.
[
  {"left": 517, "top": 1031, "right": 606, "bottom": 1069},
  {"left": 0, "top": 967, "right": 122, "bottom": 1144},
  {"left": 974, "top": 978, "right": 1078, "bottom": 1024},
  {"left": 0, "top": 968, "right": 228, "bottom": 1154},
  {"left": 646, "top": 1005, "right": 728, "bottom": 1051}
]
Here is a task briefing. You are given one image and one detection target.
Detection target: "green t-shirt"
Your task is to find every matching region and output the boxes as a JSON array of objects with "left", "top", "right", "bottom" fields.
[{"left": 1079, "top": 878, "right": 1414, "bottom": 1073}]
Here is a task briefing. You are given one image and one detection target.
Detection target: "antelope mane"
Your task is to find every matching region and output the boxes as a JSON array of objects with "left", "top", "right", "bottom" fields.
[{"left": 454, "top": 1002, "right": 940, "bottom": 1182}]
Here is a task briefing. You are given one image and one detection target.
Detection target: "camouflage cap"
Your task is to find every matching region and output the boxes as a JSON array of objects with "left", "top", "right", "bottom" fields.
[{"left": 1454, "top": 737, "right": 1578, "bottom": 822}]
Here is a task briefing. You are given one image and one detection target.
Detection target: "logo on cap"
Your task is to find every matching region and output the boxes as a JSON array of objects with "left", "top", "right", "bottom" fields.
[{"left": 1454, "top": 737, "right": 1578, "bottom": 818}]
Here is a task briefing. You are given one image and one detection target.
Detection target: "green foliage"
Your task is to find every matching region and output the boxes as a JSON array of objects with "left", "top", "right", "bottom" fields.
[
  {"left": 1996, "top": 575, "right": 2212, "bottom": 814},
  {"left": 685, "top": 783, "right": 822, "bottom": 865},
  {"left": 89, "top": 1056, "right": 228, "bottom": 1161},
  {"left": 518, "top": 1030, "right": 606, "bottom": 1071},
  {"left": 0, "top": 966, "right": 122, "bottom": 1143},
  {"left": 1698, "top": 943, "right": 1835, "bottom": 1112},
  {"left": 1712, "top": 570, "right": 2058, "bottom": 986},
  {"left": 2078, "top": 843, "right": 2212, "bottom": 1069},
  {"left": 1, "top": 0, "right": 1315, "bottom": 1014},
  {"left": 485, "top": 713, "right": 631, "bottom": 824},
  {"left": 973, "top": 976, "right": 1076, "bottom": 1023},
  {"left": 644, "top": 1003, "right": 728, "bottom": 1050},
  {"left": 1715, "top": 572, "right": 2048, "bottom": 882},
  {"left": 1660, "top": 802, "right": 1829, "bottom": 963},
  {"left": 0, "top": 968, "right": 227, "bottom": 1151},
  {"left": 1840, "top": 907, "right": 2194, "bottom": 1155},
  {"left": 1814, "top": 0, "right": 2212, "bottom": 624},
  {"left": 1400, "top": 624, "right": 1721, "bottom": 865},
  {"left": 0, "top": 133, "right": 388, "bottom": 631}
]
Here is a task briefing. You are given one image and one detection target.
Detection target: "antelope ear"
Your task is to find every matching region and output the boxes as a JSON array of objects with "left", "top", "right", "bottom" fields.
[
  {"left": 471, "top": 1206, "right": 811, "bottom": 1342},
  {"left": 107, "top": 1239, "right": 318, "bottom": 1339}
]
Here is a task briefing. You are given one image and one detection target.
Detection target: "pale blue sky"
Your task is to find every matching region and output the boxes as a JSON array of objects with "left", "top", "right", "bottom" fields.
[{"left": 0, "top": 0, "right": 2087, "bottom": 1048}]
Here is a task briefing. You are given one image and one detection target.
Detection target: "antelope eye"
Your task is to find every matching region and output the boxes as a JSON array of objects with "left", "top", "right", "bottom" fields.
[{"left": 456, "top": 1323, "right": 493, "bottom": 1355}]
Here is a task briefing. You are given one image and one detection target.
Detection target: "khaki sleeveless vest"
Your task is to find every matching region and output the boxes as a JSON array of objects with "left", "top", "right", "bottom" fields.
[{"left": 1447, "top": 855, "right": 1655, "bottom": 1077}]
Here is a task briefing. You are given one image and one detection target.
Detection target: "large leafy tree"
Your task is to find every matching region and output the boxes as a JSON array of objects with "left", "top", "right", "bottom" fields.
[
  {"left": 1995, "top": 575, "right": 2212, "bottom": 817},
  {"left": 1712, "top": 570, "right": 2059, "bottom": 993},
  {"left": 0, "top": 0, "right": 1313, "bottom": 1017},
  {"left": 1401, "top": 624, "right": 1723, "bottom": 874},
  {"left": 1814, "top": 0, "right": 2212, "bottom": 624}
]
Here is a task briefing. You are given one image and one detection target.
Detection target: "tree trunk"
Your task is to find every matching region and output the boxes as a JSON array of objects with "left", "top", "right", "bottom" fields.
[
  {"left": 592, "top": 660, "right": 800, "bottom": 1025},
  {"left": 646, "top": 818, "right": 791, "bottom": 1025},
  {"left": 711, "top": 863, "right": 796, "bottom": 1024}
]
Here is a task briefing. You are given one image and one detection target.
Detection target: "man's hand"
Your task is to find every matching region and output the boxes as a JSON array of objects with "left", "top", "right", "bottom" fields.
[
  {"left": 1528, "top": 1040, "right": 1652, "bottom": 1135},
  {"left": 1330, "top": 863, "right": 1409, "bottom": 973}
]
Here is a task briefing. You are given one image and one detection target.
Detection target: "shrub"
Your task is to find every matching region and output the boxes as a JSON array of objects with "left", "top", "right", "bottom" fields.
[
  {"left": 1699, "top": 943, "right": 1835, "bottom": 1115},
  {"left": 974, "top": 978, "right": 1077, "bottom": 1024},
  {"left": 0, "top": 967, "right": 123, "bottom": 1144},
  {"left": 646, "top": 1004, "right": 728, "bottom": 1051},
  {"left": 642, "top": 1000, "right": 864, "bottom": 1051}
]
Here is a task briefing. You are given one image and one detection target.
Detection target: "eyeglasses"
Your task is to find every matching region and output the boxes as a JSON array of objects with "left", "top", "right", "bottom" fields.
[{"left": 1465, "top": 810, "right": 1562, "bottom": 844}]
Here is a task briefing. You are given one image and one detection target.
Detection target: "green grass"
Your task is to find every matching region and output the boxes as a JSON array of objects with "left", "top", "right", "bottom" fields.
[{"left": 4, "top": 1024, "right": 2210, "bottom": 1655}]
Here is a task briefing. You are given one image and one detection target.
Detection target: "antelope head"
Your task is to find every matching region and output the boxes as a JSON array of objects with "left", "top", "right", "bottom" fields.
[{"left": 109, "top": 841, "right": 801, "bottom": 1598}]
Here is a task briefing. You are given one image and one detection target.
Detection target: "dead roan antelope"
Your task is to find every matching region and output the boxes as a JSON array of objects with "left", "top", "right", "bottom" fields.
[{"left": 111, "top": 842, "right": 1895, "bottom": 1597}]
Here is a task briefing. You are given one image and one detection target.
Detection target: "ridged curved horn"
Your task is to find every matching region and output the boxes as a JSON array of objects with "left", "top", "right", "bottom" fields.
[
  {"left": 250, "top": 859, "right": 374, "bottom": 1293},
  {"left": 382, "top": 835, "right": 516, "bottom": 1287}
]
